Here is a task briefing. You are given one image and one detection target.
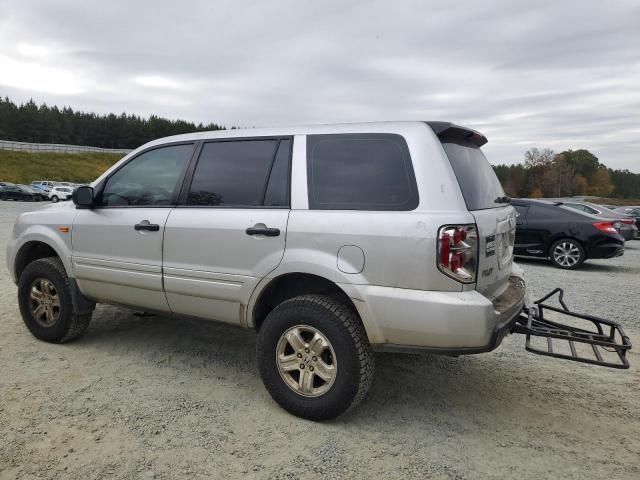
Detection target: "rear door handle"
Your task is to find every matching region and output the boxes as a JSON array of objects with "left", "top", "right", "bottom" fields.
[
  {"left": 246, "top": 226, "right": 280, "bottom": 237},
  {"left": 134, "top": 222, "right": 160, "bottom": 232}
]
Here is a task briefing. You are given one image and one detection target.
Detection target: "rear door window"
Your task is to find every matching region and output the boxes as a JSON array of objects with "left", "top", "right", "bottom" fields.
[
  {"left": 307, "top": 133, "right": 418, "bottom": 210},
  {"left": 442, "top": 142, "right": 505, "bottom": 211},
  {"left": 187, "top": 138, "right": 290, "bottom": 207}
]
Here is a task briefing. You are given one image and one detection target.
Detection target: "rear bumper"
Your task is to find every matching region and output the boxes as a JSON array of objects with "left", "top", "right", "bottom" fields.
[
  {"left": 342, "top": 271, "right": 526, "bottom": 354},
  {"left": 587, "top": 241, "right": 624, "bottom": 259}
]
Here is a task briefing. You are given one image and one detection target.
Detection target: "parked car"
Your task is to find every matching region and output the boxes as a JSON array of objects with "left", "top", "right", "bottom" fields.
[
  {"left": 0, "top": 184, "right": 42, "bottom": 201},
  {"left": 612, "top": 206, "right": 640, "bottom": 232},
  {"left": 562, "top": 202, "right": 638, "bottom": 240},
  {"left": 31, "top": 180, "right": 56, "bottom": 191},
  {"left": 512, "top": 199, "right": 624, "bottom": 269},
  {"left": 17, "top": 185, "right": 48, "bottom": 201},
  {"left": 7, "top": 121, "right": 528, "bottom": 420},
  {"left": 48, "top": 186, "right": 74, "bottom": 202},
  {"left": 31, "top": 184, "right": 52, "bottom": 195}
]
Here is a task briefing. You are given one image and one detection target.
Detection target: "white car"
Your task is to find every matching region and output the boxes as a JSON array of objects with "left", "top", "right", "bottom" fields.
[
  {"left": 31, "top": 180, "right": 54, "bottom": 192},
  {"left": 16, "top": 121, "right": 628, "bottom": 420},
  {"left": 48, "top": 186, "right": 74, "bottom": 202}
]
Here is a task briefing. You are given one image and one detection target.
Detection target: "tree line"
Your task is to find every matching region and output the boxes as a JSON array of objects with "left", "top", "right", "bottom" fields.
[
  {"left": 493, "top": 148, "right": 640, "bottom": 199},
  {"left": 0, "top": 95, "right": 638, "bottom": 199},
  {"left": 0, "top": 96, "right": 225, "bottom": 149}
]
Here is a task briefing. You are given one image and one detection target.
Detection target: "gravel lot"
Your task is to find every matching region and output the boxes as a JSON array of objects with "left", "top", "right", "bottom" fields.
[{"left": 1, "top": 201, "right": 638, "bottom": 480}]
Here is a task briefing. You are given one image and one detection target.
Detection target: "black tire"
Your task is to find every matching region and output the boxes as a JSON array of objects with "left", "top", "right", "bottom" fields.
[
  {"left": 51, "top": 195, "right": 59, "bottom": 203},
  {"left": 549, "top": 238, "right": 586, "bottom": 269},
  {"left": 257, "top": 294, "right": 374, "bottom": 420},
  {"left": 18, "top": 257, "right": 92, "bottom": 343}
]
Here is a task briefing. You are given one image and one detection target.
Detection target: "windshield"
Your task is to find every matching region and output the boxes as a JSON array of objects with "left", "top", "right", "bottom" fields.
[{"left": 442, "top": 142, "right": 505, "bottom": 210}]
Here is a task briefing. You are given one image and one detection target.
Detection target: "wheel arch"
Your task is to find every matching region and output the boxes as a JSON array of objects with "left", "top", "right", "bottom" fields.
[
  {"left": 14, "top": 240, "right": 63, "bottom": 281},
  {"left": 249, "top": 272, "right": 361, "bottom": 331},
  {"left": 14, "top": 240, "right": 96, "bottom": 315}
]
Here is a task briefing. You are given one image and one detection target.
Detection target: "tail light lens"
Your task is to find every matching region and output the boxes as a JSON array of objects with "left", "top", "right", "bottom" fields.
[
  {"left": 437, "top": 225, "right": 478, "bottom": 283},
  {"left": 593, "top": 222, "right": 618, "bottom": 234},
  {"left": 621, "top": 218, "right": 635, "bottom": 225}
]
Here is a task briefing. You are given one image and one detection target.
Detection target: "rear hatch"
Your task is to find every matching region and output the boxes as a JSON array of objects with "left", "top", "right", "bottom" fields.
[{"left": 428, "top": 122, "right": 516, "bottom": 298}]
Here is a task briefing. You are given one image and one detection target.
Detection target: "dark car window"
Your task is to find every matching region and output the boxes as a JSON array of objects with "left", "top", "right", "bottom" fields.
[
  {"left": 101, "top": 144, "right": 194, "bottom": 206},
  {"left": 442, "top": 142, "right": 505, "bottom": 211},
  {"left": 307, "top": 133, "right": 418, "bottom": 210},
  {"left": 526, "top": 204, "right": 553, "bottom": 219},
  {"left": 263, "top": 139, "right": 291, "bottom": 207},
  {"left": 188, "top": 139, "right": 288, "bottom": 207}
]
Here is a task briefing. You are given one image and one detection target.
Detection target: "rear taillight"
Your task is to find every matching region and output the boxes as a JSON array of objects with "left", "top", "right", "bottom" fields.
[
  {"left": 621, "top": 218, "right": 635, "bottom": 225},
  {"left": 593, "top": 222, "right": 618, "bottom": 234},
  {"left": 437, "top": 224, "right": 478, "bottom": 283}
]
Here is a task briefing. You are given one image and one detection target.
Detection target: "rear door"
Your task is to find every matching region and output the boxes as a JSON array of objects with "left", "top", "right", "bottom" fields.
[
  {"left": 440, "top": 141, "right": 516, "bottom": 298},
  {"left": 162, "top": 137, "right": 291, "bottom": 325}
]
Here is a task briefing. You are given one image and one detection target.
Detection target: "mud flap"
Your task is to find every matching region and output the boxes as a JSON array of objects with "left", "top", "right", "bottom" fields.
[{"left": 512, "top": 288, "right": 631, "bottom": 369}]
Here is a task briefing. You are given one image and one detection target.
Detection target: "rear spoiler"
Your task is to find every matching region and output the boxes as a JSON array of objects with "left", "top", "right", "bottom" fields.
[{"left": 425, "top": 121, "right": 488, "bottom": 147}]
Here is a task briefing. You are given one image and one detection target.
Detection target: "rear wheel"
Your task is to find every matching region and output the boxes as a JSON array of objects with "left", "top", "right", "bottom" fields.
[
  {"left": 51, "top": 195, "right": 59, "bottom": 203},
  {"left": 549, "top": 238, "right": 585, "bottom": 269},
  {"left": 257, "top": 294, "right": 374, "bottom": 420},
  {"left": 18, "top": 257, "right": 92, "bottom": 343}
]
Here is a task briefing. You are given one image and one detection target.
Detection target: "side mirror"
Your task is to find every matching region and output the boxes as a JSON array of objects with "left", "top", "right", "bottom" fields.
[{"left": 73, "top": 186, "right": 95, "bottom": 208}]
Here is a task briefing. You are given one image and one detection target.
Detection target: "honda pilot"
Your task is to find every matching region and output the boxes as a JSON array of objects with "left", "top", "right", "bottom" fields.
[{"left": 5, "top": 121, "right": 573, "bottom": 419}]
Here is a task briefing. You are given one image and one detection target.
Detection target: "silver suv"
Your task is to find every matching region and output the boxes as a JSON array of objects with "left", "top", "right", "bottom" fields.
[{"left": 7, "top": 122, "right": 524, "bottom": 420}]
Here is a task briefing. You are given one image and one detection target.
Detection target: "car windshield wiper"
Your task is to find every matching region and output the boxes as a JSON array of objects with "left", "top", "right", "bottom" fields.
[{"left": 494, "top": 196, "right": 511, "bottom": 204}]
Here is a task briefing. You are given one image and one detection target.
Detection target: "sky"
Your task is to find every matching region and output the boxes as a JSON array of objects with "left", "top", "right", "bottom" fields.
[{"left": 0, "top": 0, "right": 639, "bottom": 171}]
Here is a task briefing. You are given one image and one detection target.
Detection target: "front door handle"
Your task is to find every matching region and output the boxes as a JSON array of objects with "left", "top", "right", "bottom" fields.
[
  {"left": 246, "top": 226, "right": 280, "bottom": 237},
  {"left": 134, "top": 222, "right": 160, "bottom": 232}
]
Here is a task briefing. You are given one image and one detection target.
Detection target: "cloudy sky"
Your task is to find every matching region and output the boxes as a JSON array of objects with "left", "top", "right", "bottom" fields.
[{"left": 0, "top": 0, "right": 639, "bottom": 171}]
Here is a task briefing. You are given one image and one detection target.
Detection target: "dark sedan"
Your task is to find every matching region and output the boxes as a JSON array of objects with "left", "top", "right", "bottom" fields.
[
  {"left": 613, "top": 206, "right": 640, "bottom": 232},
  {"left": 512, "top": 198, "right": 624, "bottom": 269},
  {"left": 562, "top": 202, "right": 638, "bottom": 240},
  {"left": 0, "top": 184, "right": 43, "bottom": 201}
]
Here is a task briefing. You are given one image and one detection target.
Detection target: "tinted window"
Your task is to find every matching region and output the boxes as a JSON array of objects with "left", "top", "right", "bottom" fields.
[
  {"left": 442, "top": 142, "right": 505, "bottom": 211},
  {"left": 188, "top": 139, "right": 288, "bottom": 207},
  {"left": 101, "top": 144, "right": 193, "bottom": 206},
  {"left": 307, "top": 133, "right": 418, "bottom": 210},
  {"left": 264, "top": 139, "right": 291, "bottom": 207}
]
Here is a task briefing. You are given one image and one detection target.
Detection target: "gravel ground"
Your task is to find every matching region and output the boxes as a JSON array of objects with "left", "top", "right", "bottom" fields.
[{"left": 0, "top": 201, "right": 638, "bottom": 480}]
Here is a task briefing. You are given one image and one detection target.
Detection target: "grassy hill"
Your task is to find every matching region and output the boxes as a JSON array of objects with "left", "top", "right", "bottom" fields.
[{"left": 0, "top": 150, "right": 124, "bottom": 184}]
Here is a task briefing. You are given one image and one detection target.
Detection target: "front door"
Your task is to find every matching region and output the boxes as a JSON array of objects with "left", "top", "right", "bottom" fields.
[
  {"left": 162, "top": 138, "right": 291, "bottom": 325},
  {"left": 72, "top": 143, "right": 195, "bottom": 311}
]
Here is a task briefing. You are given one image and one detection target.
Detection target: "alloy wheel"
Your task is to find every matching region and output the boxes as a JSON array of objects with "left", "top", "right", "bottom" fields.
[
  {"left": 553, "top": 241, "right": 581, "bottom": 267},
  {"left": 29, "top": 278, "right": 61, "bottom": 327},
  {"left": 275, "top": 325, "right": 337, "bottom": 397}
]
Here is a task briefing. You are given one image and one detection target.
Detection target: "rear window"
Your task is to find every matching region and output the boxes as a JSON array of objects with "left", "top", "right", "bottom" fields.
[
  {"left": 307, "top": 133, "right": 418, "bottom": 210},
  {"left": 442, "top": 142, "right": 505, "bottom": 211}
]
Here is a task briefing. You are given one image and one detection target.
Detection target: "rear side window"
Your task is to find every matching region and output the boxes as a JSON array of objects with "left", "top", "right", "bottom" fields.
[
  {"left": 307, "top": 133, "right": 418, "bottom": 210},
  {"left": 442, "top": 142, "right": 505, "bottom": 211},
  {"left": 188, "top": 138, "right": 290, "bottom": 207}
]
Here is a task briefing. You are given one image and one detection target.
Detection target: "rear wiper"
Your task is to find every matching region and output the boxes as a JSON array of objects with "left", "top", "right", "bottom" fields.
[{"left": 494, "top": 196, "right": 511, "bottom": 204}]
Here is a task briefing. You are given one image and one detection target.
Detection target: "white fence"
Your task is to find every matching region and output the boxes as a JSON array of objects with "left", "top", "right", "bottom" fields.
[{"left": 0, "top": 139, "right": 131, "bottom": 155}]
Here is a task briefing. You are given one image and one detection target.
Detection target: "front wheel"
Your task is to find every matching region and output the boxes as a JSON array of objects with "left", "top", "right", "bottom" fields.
[
  {"left": 257, "top": 294, "right": 374, "bottom": 420},
  {"left": 549, "top": 238, "right": 585, "bottom": 269},
  {"left": 18, "top": 257, "right": 93, "bottom": 343},
  {"left": 51, "top": 195, "right": 59, "bottom": 203}
]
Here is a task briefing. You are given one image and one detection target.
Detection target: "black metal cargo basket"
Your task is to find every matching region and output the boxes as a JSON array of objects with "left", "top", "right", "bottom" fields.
[{"left": 512, "top": 288, "right": 632, "bottom": 369}]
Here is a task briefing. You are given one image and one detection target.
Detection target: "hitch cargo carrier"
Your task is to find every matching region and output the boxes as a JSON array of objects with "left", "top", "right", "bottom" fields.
[{"left": 512, "top": 288, "right": 631, "bottom": 369}]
